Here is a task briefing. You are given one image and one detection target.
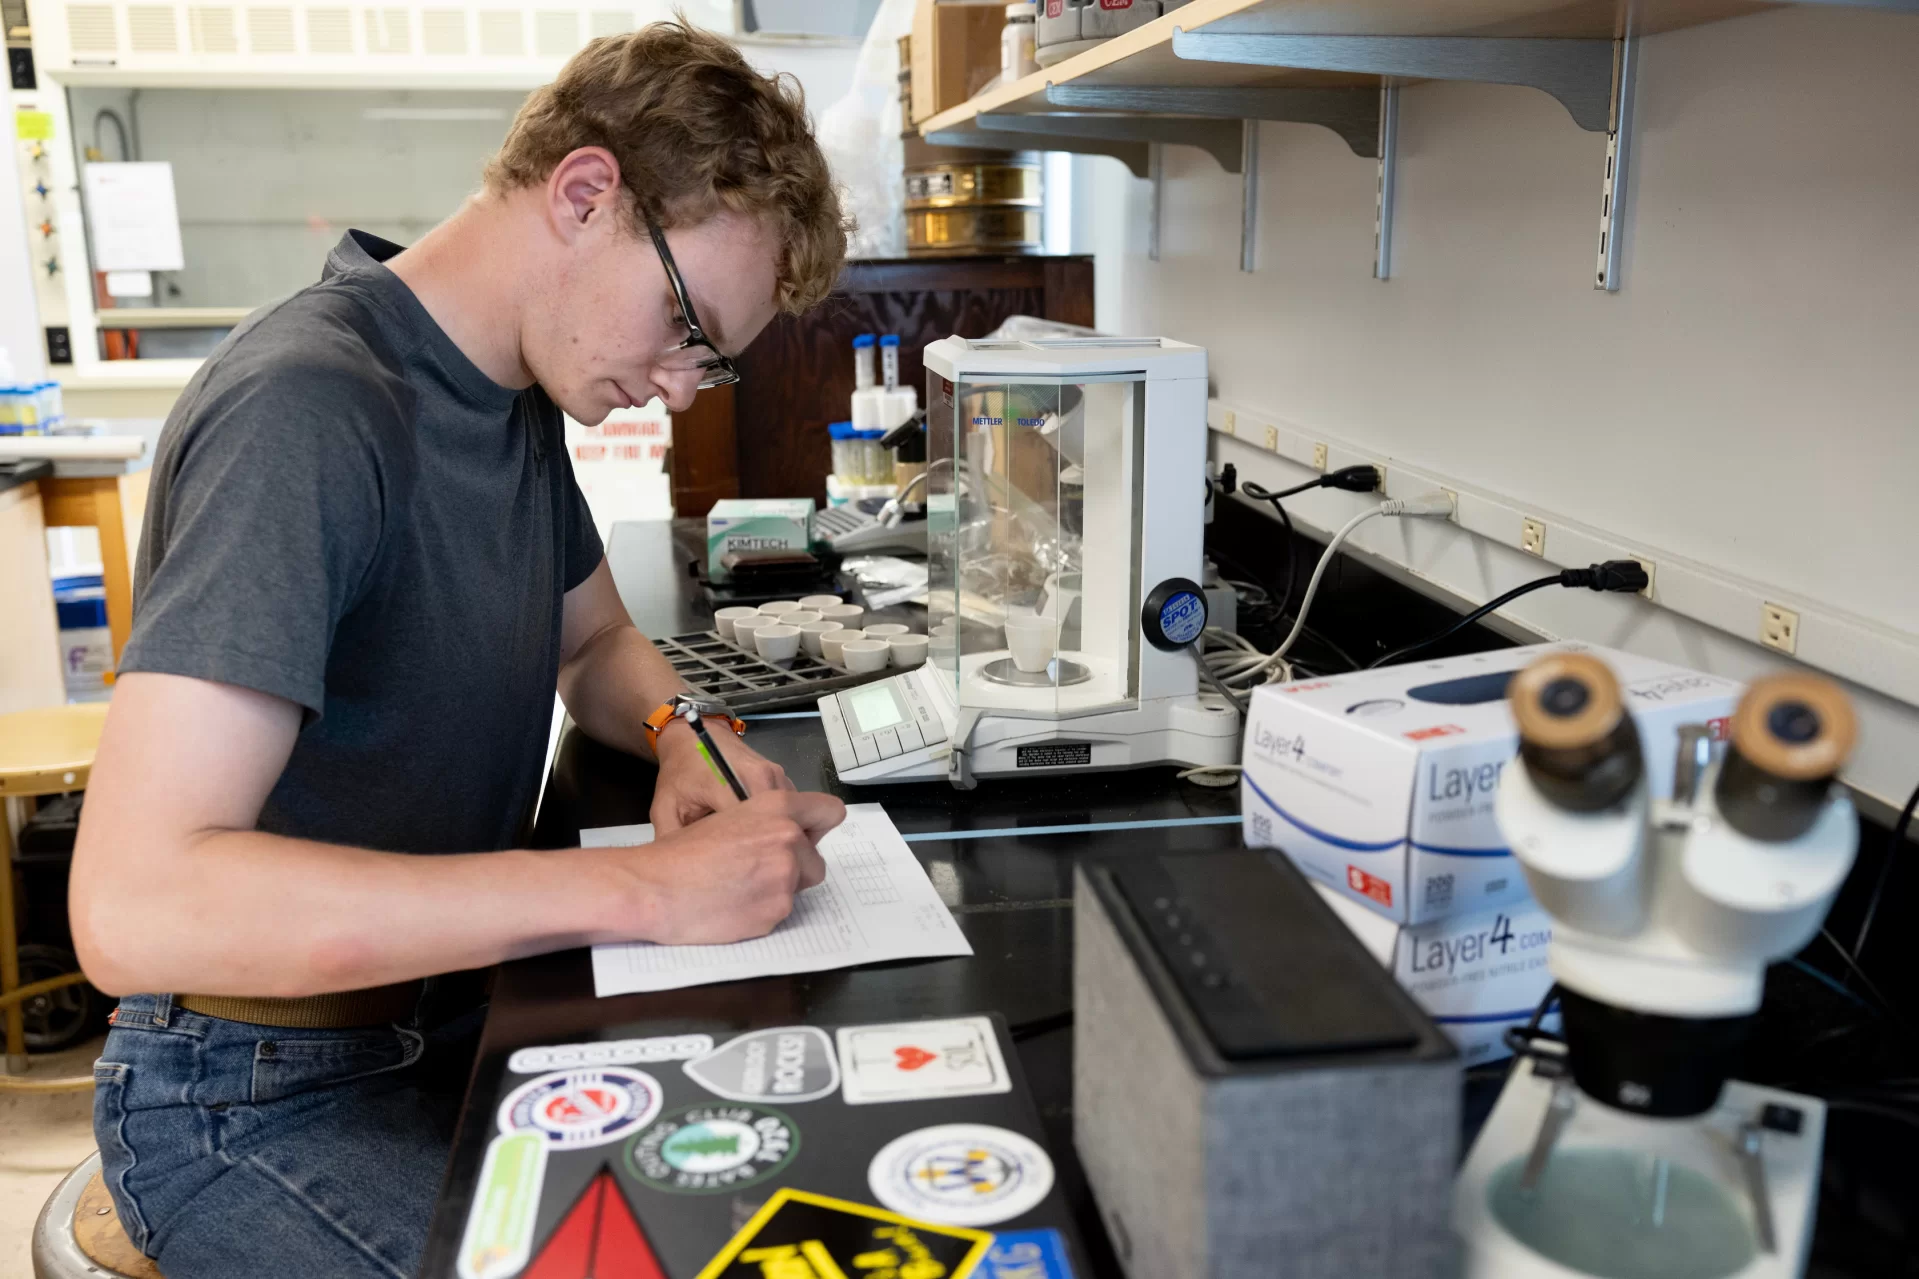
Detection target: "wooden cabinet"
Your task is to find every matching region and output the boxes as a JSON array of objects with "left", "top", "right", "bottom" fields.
[{"left": 671, "top": 255, "right": 1094, "bottom": 514}]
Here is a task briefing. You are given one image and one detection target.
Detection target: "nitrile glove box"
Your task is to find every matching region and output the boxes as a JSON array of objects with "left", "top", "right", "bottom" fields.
[
  {"left": 1313, "top": 882, "right": 1560, "bottom": 1065},
  {"left": 705, "top": 498, "right": 815, "bottom": 582},
  {"left": 1241, "top": 642, "right": 1740, "bottom": 925}
]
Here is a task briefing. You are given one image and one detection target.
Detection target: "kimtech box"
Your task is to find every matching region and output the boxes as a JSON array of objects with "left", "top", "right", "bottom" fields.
[
  {"left": 705, "top": 498, "right": 815, "bottom": 583},
  {"left": 1241, "top": 642, "right": 1740, "bottom": 925}
]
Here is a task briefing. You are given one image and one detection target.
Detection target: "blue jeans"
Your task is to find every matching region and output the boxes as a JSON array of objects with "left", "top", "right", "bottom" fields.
[{"left": 93, "top": 992, "right": 484, "bottom": 1278}]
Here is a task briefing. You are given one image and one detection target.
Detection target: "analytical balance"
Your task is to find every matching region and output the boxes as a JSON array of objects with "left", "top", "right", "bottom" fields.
[
  {"left": 820, "top": 336, "right": 1239, "bottom": 787},
  {"left": 1456, "top": 654, "right": 1860, "bottom": 1279}
]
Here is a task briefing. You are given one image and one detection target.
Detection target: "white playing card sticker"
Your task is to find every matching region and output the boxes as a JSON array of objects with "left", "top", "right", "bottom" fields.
[{"left": 835, "top": 1016, "right": 1013, "bottom": 1105}]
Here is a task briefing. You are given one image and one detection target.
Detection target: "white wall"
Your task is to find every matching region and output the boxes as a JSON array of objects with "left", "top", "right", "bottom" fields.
[{"left": 1084, "top": 5, "right": 1919, "bottom": 810}]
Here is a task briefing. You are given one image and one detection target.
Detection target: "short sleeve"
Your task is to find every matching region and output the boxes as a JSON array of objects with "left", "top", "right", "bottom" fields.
[
  {"left": 120, "top": 360, "right": 397, "bottom": 719},
  {"left": 557, "top": 437, "right": 605, "bottom": 593}
]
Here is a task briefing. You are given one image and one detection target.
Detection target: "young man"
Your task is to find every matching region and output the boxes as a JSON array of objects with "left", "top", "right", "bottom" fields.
[{"left": 69, "top": 24, "right": 849, "bottom": 1278}]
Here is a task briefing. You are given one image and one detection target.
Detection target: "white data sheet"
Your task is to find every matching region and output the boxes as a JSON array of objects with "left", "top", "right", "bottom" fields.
[{"left": 585, "top": 804, "right": 971, "bottom": 996}]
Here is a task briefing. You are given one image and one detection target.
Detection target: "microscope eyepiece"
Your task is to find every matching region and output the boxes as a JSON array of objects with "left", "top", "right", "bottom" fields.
[
  {"left": 1715, "top": 673, "right": 1856, "bottom": 842},
  {"left": 1766, "top": 699, "right": 1821, "bottom": 744},
  {"left": 1510, "top": 653, "right": 1644, "bottom": 812}
]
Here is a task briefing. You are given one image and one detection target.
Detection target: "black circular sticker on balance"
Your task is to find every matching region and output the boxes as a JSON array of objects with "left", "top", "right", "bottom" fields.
[
  {"left": 625, "top": 1103, "right": 799, "bottom": 1194},
  {"left": 1142, "top": 576, "right": 1208, "bottom": 651}
]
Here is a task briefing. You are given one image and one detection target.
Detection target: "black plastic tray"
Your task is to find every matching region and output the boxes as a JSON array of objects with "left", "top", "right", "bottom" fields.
[{"left": 658, "top": 631, "right": 892, "bottom": 713}]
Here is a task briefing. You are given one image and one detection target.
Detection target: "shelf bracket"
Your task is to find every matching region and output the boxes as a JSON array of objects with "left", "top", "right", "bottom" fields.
[
  {"left": 1168, "top": 31, "right": 1616, "bottom": 133},
  {"left": 971, "top": 111, "right": 1244, "bottom": 175},
  {"left": 1595, "top": 36, "right": 1638, "bottom": 291},
  {"left": 1043, "top": 83, "right": 1379, "bottom": 157},
  {"left": 922, "top": 122, "right": 1151, "bottom": 177},
  {"left": 1148, "top": 142, "right": 1164, "bottom": 262},
  {"left": 1374, "top": 83, "right": 1399, "bottom": 280},
  {"left": 1241, "top": 119, "right": 1259, "bottom": 273}
]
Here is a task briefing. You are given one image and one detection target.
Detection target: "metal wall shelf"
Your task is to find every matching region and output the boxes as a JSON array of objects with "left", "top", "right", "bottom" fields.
[{"left": 917, "top": 0, "right": 1910, "bottom": 288}]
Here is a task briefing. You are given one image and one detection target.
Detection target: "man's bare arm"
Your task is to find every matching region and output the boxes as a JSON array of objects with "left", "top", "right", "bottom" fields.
[
  {"left": 69, "top": 671, "right": 838, "bottom": 998},
  {"left": 556, "top": 558, "right": 794, "bottom": 830}
]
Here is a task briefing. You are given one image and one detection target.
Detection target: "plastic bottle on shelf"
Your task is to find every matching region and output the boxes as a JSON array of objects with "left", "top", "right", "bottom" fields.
[
  {"left": 0, "top": 347, "right": 42, "bottom": 436},
  {"left": 34, "top": 380, "right": 62, "bottom": 433},
  {"left": 1002, "top": 1, "right": 1038, "bottom": 81}
]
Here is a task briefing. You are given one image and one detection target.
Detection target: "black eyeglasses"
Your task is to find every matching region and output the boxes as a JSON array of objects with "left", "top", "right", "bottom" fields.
[{"left": 646, "top": 214, "right": 742, "bottom": 390}]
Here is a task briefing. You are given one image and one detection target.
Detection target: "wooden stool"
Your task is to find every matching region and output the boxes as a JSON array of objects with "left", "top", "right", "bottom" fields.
[
  {"left": 0, "top": 703, "right": 109, "bottom": 1081},
  {"left": 32, "top": 1151, "right": 165, "bottom": 1279}
]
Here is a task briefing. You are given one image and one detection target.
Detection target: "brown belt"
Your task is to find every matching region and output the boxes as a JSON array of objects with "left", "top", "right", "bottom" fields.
[{"left": 176, "top": 981, "right": 424, "bottom": 1029}]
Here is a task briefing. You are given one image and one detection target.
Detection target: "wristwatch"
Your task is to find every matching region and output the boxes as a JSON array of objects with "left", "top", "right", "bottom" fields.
[{"left": 644, "top": 693, "right": 746, "bottom": 754}]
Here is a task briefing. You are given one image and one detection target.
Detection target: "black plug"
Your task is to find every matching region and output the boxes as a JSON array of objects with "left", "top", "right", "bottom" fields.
[
  {"left": 1322, "top": 464, "right": 1380, "bottom": 493},
  {"left": 1563, "top": 560, "right": 1649, "bottom": 593}
]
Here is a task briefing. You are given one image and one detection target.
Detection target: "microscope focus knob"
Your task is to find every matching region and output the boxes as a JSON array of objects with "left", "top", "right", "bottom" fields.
[
  {"left": 1510, "top": 652, "right": 1644, "bottom": 813},
  {"left": 1715, "top": 673, "right": 1856, "bottom": 842}
]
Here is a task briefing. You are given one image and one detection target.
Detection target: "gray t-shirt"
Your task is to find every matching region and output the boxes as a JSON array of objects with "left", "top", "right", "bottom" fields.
[{"left": 123, "top": 230, "right": 604, "bottom": 854}]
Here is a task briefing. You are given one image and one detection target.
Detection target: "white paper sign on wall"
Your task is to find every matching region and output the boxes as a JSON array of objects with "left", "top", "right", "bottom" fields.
[{"left": 82, "top": 162, "right": 185, "bottom": 272}]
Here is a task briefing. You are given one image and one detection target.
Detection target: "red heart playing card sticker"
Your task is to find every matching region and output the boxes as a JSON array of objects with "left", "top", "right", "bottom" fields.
[{"left": 894, "top": 1046, "right": 936, "bottom": 1071}]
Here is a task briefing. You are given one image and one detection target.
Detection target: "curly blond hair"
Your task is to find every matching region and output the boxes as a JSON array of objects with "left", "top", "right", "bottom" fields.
[{"left": 486, "top": 21, "right": 849, "bottom": 314}]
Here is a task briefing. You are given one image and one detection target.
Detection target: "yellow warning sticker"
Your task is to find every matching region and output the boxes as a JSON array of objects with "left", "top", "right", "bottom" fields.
[
  {"left": 15, "top": 111, "right": 54, "bottom": 141},
  {"left": 696, "top": 1187, "right": 992, "bottom": 1279}
]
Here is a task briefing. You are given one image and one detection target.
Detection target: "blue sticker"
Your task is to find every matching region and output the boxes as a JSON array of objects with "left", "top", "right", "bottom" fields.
[
  {"left": 1158, "top": 591, "right": 1206, "bottom": 646},
  {"left": 981, "top": 1228, "right": 1076, "bottom": 1278}
]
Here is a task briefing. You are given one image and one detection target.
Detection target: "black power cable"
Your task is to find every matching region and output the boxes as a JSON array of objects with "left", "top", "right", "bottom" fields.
[
  {"left": 1239, "top": 465, "right": 1379, "bottom": 616},
  {"left": 1368, "top": 560, "right": 1651, "bottom": 669}
]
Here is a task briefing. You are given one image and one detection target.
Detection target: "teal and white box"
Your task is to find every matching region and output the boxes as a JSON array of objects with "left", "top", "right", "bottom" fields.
[
  {"left": 706, "top": 498, "right": 815, "bottom": 581},
  {"left": 1314, "top": 883, "right": 1560, "bottom": 1065},
  {"left": 1240, "top": 642, "right": 1741, "bottom": 925}
]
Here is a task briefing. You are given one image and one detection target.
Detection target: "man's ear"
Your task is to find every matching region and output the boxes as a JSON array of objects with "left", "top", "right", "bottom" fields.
[{"left": 545, "top": 147, "right": 622, "bottom": 242}]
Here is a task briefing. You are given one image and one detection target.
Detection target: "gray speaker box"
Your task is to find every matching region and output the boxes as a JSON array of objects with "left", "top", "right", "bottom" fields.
[{"left": 1074, "top": 849, "right": 1461, "bottom": 1279}]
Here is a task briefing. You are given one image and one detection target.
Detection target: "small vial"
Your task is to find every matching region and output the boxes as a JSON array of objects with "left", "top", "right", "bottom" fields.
[
  {"left": 853, "top": 334, "right": 877, "bottom": 391},
  {"left": 880, "top": 335, "right": 901, "bottom": 391}
]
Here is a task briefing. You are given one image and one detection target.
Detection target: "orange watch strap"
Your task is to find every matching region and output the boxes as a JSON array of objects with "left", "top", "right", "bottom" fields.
[
  {"left": 643, "top": 701, "right": 746, "bottom": 753},
  {"left": 643, "top": 702, "right": 677, "bottom": 753}
]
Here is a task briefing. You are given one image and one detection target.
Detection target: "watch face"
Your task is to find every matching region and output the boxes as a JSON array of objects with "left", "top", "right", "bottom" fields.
[{"left": 676, "top": 695, "right": 732, "bottom": 719}]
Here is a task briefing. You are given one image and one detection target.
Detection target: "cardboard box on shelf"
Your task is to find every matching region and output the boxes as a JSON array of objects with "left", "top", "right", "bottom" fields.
[
  {"left": 910, "top": 0, "right": 1013, "bottom": 125},
  {"left": 1241, "top": 642, "right": 1741, "bottom": 925}
]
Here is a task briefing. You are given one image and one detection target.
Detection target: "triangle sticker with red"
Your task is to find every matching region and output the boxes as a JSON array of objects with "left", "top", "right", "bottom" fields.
[{"left": 521, "top": 1166, "right": 667, "bottom": 1279}]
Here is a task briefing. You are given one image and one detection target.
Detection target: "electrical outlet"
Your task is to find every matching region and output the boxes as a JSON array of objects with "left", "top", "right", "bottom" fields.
[
  {"left": 1631, "top": 557, "right": 1656, "bottom": 599},
  {"left": 1221, "top": 409, "right": 1236, "bottom": 436},
  {"left": 1263, "top": 425, "right": 1278, "bottom": 451},
  {"left": 1521, "top": 518, "right": 1546, "bottom": 557},
  {"left": 1312, "top": 443, "right": 1328, "bottom": 471},
  {"left": 1760, "top": 603, "right": 1799, "bottom": 654}
]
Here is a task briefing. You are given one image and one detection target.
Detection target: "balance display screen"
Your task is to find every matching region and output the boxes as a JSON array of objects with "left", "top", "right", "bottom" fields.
[{"left": 846, "top": 683, "right": 907, "bottom": 735}]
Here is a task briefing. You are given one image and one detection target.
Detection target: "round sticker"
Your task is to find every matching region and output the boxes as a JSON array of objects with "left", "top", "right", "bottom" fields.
[
  {"left": 497, "top": 1068, "right": 662, "bottom": 1150},
  {"left": 1141, "top": 576, "right": 1208, "bottom": 651},
  {"left": 866, "top": 1123, "right": 1055, "bottom": 1227},
  {"left": 626, "top": 1103, "right": 800, "bottom": 1194}
]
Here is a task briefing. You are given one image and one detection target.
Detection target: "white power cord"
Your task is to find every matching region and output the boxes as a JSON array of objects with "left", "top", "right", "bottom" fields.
[
  {"left": 1180, "top": 491, "right": 1455, "bottom": 789},
  {"left": 1212, "top": 491, "right": 1456, "bottom": 692}
]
